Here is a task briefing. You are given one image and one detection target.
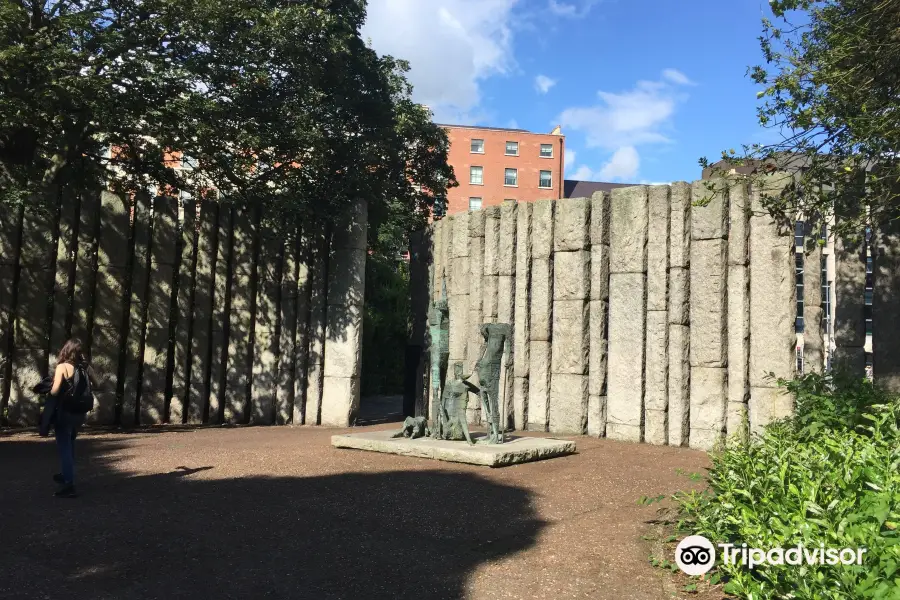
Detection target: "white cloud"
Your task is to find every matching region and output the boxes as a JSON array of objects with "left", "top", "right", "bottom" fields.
[
  {"left": 662, "top": 68, "right": 695, "bottom": 86},
  {"left": 535, "top": 74, "right": 557, "bottom": 94},
  {"left": 598, "top": 146, "right": 640, "bottom": 181},
  {"left": 571, "top": 165, "right": 595, "bottom": 180},
  {"left": 548, "top": 0, "right": 598, "bottom": 17},
  {"left": 362, "top": 0, "right": 519, "bottom": 124},
  {"left": 565, "top": 149, "right": 577, "bottom": 170}
]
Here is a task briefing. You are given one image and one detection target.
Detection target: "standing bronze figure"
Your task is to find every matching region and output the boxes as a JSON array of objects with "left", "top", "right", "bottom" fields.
[
  {"left": 428, "top": 274, "right": 450, "bottom": 439},
  {"left": 436, "top": 362, "right": 477, "bottom": 445},
  {"left": 475, "top": 323, "right": 512, "bottom": 444}
]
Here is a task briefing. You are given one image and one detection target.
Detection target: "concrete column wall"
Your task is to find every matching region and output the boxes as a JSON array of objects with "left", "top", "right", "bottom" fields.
[
  {"left": 250, "top": 221, "right": 282, "bottom": 425},
  {"left": 498, "top": 201, "right": 517, "bottom": 429},
  {"left": 303, "top": 229, "right": 328, "bottom": 426},
  {"left": 292, "top": 231, "right": 313, "bottom": 424},
  {"left": 276, "top": 231, "right": 300, "bottom": 425},
  {"left": 121, "top": 194, "right": 152, "bottom": 427},
  {"left": 466, "top": 211, "right": 485, "bottom": 423},
  {"left": 667, "top": 183, "right": 691, "bottom": 447},
  {"left": 588, "top": 191, "right": 610, "bottom": 437},
  {"left": 802, "top": 219, "right": 825, "bottom": 374},
  {"left": 726, "top": 181, "right": 751, "bottom": 440},
  {"left": 833, "top": 207, "right": 868, "bottom": 377},
  {"left": 527, "top": 200, "right": 554, "bottom": 432},
  {"left": 207, "top": 204, "right": 232, "bottom": 425},
  {"left": 643, "top": 186, "right": 671, "bottom": 445},
  {"left": 513, "top": 202, "right": 532, "bottom": 430},
  {"left": 169, "top": 201, "right": 197, "bottom": 424},
  {"left": 186, "top": 201, "right": 217, "bottom": 424}
]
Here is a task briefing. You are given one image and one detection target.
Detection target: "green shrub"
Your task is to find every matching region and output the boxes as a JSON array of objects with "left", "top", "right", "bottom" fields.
[
  {"left": 671, "top": 372, "right": 900, "bottom": 599},
  {"left": 361, "top": 254, "right": 410, "bottom": 396}
]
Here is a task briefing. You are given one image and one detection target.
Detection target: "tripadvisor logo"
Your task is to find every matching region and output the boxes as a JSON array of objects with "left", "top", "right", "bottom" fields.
[{"left": 675, "top": 535, "right": 868, "bottom": 575}]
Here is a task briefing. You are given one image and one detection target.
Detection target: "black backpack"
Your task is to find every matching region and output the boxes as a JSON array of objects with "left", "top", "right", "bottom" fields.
[{"left": 63, "top": 364, "right": 94, "bottom": 414}]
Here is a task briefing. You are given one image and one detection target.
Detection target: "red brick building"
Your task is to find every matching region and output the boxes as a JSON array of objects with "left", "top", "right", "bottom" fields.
[{"left": 440, "top": 124, "right": 565, "bottom": 215}]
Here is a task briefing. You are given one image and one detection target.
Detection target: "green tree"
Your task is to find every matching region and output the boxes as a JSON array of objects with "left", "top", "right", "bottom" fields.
[
  {"left": 0, "top": 0, "right": 455, "bottom": 226},
  {"left": 701, "top": 0, "right": 900, "bottom": 238}
]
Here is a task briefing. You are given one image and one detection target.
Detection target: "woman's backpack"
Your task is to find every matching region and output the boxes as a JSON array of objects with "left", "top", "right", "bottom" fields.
[{"left": 63, "top": 364, "right": 94, "bottom": 414}]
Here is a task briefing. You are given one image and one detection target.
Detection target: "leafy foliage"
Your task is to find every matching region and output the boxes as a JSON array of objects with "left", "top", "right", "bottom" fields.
[
  {"left": 0, "top": 0, "right": 455, "bottom": 227},
  {"left": 361, "top": 253, "right": 410, "bottom": 396},
  {"left": 664, "top": 372, "right": 900, "bottom": 599},
  {"left": 700, "top": 0, "right": 900, "bottom": 239}
]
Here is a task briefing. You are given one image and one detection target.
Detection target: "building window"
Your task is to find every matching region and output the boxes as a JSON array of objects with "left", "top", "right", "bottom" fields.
[
  {"left": 470, "top": 166, "right": 483, "bottom": 185},
  {"left": 505, "top": 141, "right": 519, "bottom": 156},
  {"left": 471, "top": 139, "right": 484, "bottom": 154},
  {"left": 468, "top": 197, "right": 482, "bottom": 211},
  {"left": 539, "top": 170, "right": 553, "bottom": 188},
  {"left": 504, "top": 168, "right": 518, "bottom": 186},
  {"left": 540, "top": 144, "right": 553, "bottom": 158},
  {"left": 795, "top": 252, "right": 804, "bottom": 333}
]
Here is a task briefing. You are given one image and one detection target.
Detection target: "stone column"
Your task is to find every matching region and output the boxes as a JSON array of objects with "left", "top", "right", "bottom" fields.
[
  {"left": 140, "top": 196, "right": 178, "bottom": 424},
  {"left": 802, "top": 220, "right": 825, "bottom": 374},
  {"left": 49, "top": 188, "right": 79, "bottom": 366},
  {"left": 873, "top": 218, "right": 900, "bottom": 391},
  {"left": 8, "top": 201, "right": 56, "bottom": 427},
  {"left": 726, "top": 181, "right": 751, "bottom": 440},
  {"left": 689, "top": 180, "right": 729, "bottom": 451},
  {"left": 250, "top": 223, "right": 282, "bottom": 425},
  {"left": 292, "top": 232, "right": 312, "bottom": 424},
  {"left": 606, "top": 187, "right": 648, "bottom": 442},
  {"left": 71, "top": 190, "right": 100, "bottom": 352},
  {"left": 498, "top": 201, "right": 517, "bottom": 429},
  {"left": 303, "top": 230, "right": 327, "bottom": 425},
  {"left": 168, "top": 201, "right": 197, "bottom": 424},
  {"left": 186, "top": 201, "right": 217, "bottom": 424},
  {"left": 668, "top": 182, "right": 691, "bottom": 446},
  {"left": 588, "top": 191, "right": 610, "bottom": 437},
  {"left": 483, "top": 208, "right": 500, "bottom": 322},
  {"left": 207, "top": 205, "right": 232, "bottom": 424},
  {"left": 527, "top": 200, "right": 554, "bottom": 432},
  {"left": 833, "top": 207, "right": 868, "bottom": 376},
  {"left": 513, "top": 202, "right": 532, "bottom": 431},
  {"left": 466, "top": 211, "right": 485, "bottom": 424},
  {"left": 121, "top": 194, "right": 152, "bottom": 427},
  {"left": 321, "top": 200, "right": 368, "bottom": 427},
  {"left": 0, "top": 204, "right": 22, "bottom": 419},
  {"left": 749, "top": 174, "right": 796, "bottom": 434},
  {"left": 643, "top": 186, "right": 671, "bottom": 445},
  {"left": 550, "top": 197, "right": 590, "bottom": 434},
  {"left": 276, "top": 232, "right": 300, "bottom": 425},
  {"left": 88, "top": 191, "right": 131, "bottom": 425}
]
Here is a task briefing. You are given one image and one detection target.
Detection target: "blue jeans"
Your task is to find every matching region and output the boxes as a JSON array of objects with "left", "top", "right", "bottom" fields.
[{"left": 55, "top": 410, "right": 84, "bottom": 486}]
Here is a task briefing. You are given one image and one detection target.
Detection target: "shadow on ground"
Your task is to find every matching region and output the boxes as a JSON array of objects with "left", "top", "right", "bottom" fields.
[{"left": 0, "top": 435, "right": 545, "bottom": 600}]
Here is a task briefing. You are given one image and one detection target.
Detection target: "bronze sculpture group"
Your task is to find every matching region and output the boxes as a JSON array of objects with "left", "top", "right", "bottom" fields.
[{"left": 394, "top": 273, "right": 512, "bottom": 445}]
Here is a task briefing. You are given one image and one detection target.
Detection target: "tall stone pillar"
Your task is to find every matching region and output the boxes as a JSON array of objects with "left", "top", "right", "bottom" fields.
[
  {"left": 498, "top": 201, "right": 517, "bottom": 429},
  {"left": 303, "top": 229, "right": 327, "bottom": 425},
  {"left": 186, "top": 201, "right": 217, "bottom": 424},
  {"left": 276, "top": 231, "right": 300, "bottom": 425},
  {"left": 550, "top": 197, "right": 590, "bottom": 434},
  {"left": 726, "top": 181, "right": 751, "bottom": 440},
  {"left": 513, "top": 202, "right": 533, "bottom": 431},
  {"left": 207, "top": 205, "right": 232, "bottom": 424},
  {"left": 476, "top": 208, "right": 499, "bottom": 423},
  {"left": 873, "top": 218, "right": 900, "bottom": 391},
  {"left": 88, "top": 191, "right": 131, "bottom": 425},
  {"left": 0, "top": 204, "right": 22, "bottom": 420},
  {"left": 321, "top": 200, "right": 368, "bottom": 427},
  {"left": 466, "top": 211, "right": 485, "bottom": 423},
  {"left": 292, "top": 232, "right": 313, "bottom": 424},
  {"left": 49, "top": 188, "right": 79, "bottom": 367},
  {"left": 588, "top": 191, "right": 610, "bottom": 437},
  {"left": 606, "top": 187, "right": 648, "bottom": 442},
  {"left": 121, "top": 194, "right": 152, "bottom": 427},
  {"left": 140, "top": 196, "right": 179, "bottom": 424},
  {"left": 447, "top": 213, "right": 471, "bottom": 421},
  {"left": 71, "top": 190, "right": 100, "bottom": 351},
  {"left": 802, "top": 219, "right": 825, "bottom": 374},
  {"left": 168, "top": 201, "right": 197, "bottom": 424},
  {"left": 749, "top": 174, "right": 796, "bottom": 433},
  {"left": 833, "top": 206, "right": 868, "bottom": 377},
  {"left": 689, "top": 180, "right": 729, "bottom": 450},
  {"left": 667, "top": 182, "right": 691, "bottom": 446},
  {"left": 8, "top": 201, "right": 56, "bottom": 427},
  {"left": 250, "top": 223, "right": 282, "bottom": 425},
  {"left": 643, "top": 186, "right": 671, "bottom": 445},
  {"left": 527, "top": 200, "right": 554, "bottom": 432}
]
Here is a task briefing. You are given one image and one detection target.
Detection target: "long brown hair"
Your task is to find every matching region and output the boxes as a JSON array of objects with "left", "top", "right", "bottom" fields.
[{"left": 57, "top": 338, "right": 86, "bottom": 367}]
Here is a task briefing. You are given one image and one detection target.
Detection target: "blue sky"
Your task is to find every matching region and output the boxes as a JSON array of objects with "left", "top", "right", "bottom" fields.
[{"left": 362, "top": 0, "right": 780, "bottom": 184}]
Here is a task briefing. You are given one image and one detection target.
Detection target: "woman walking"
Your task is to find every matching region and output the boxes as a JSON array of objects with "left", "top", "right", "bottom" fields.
[{"left": 49, "top": 338, "right": 94, "bottom": 498}]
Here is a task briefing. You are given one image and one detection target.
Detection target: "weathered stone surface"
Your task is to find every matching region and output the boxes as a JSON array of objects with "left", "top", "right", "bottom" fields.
[
  {"left": 551, "top": 300, "right": 588, "bottom": 374},
  {"left": 49, "top": 190, "right": 78, "bottom": 366},
  {"left": 668, "top": 267, "right": 689, "bottom": 325},
  {"left": 690, "top": 428, "right": 724, "bottom": 452},
  {"left": 833, "top": 347, "right": 866, "bottom": 374},
  {"left": 169, "top": 204, "right": 198, "bottom": 424},
  {"left": 304, "top": 236, "right": 328, "bottom": 425},
  {"left": 749, "top": 200, "right": 796, "bottom": 387},
  {"left": 7, "top": 348, "right": 46, "bottom": 427},
  {"left": 498, "top": 201, "right": 517, "bottom": 275},
  {"left": 588, "top": 300, "right": 608, "bottom": 396},
  {"left": 873, "top": 219, "right": 900, "bottom": 391},
  {"left": 71, "top": 190, "right": 99, "bottom": 347},
  {"left": 726, "top": 401, "right": 748, "bottom": 441},
  {"left": 691, "top": 179, "right": 728, "bottom": 240},
  {"left": 728, "top": 181, "right": 751, "bottom": 265},
  {"left": 644, "top": 311, "right": 668, "bottom": 412},
  {"left": 448, "top": 293, "right": 469, "bottom": 363},
  {"left": 727, "top": 264, "right": 750, "bottom": 410},
  {"left": 513, "top": 203, "right": 532, "bottom": 375},
  {"left": 331, "top": 200, "right": 368, "bottom": 251},
  {"left": 483, "top": 207, "right": 500, "bottom": 275},
  {"left": 531, "top": 200, "right": 555, "bottom": 259},
  {"left": 498, "top": 275, "right": 514, "bottom": 324},
  {"left": 529, "top": 258, "right": 552, "bottom": 341},
  {"left": 513, "top": 376, "right": 528, "bottom": 431},
  {"left": 432, "top": 221, "right": 446, "bottom": 300},
  {"left": 323, "top": 305, "right": 363, "bottom": 379},
  {"left": 469, "top": 209, "right": 486, "bottom": 238},
  {"left": 690, "top": 238, "right": 727, "bottom": 367},
  {"left": 588, "top": 394, "right": 606, "bottom": 437},
  {"left": 749, "top": 386, "right": 794, "bottom": 434},
  {"left": 549, "top": 373, "right": 588, "bottom": 434},
  {"left": 327, "top": 249, "right": 366, "bottom": 306},
  {"left": 482, "top": 275, "right": 498, "bottom": 320},
  {"left": 689, "top": 366, "right": 726, "bottom": 449},
  {"left": 527, "top": 341, "right": 551, "bottom": 431},
  {"left": 320, "top": 375, "right": 360, "bottom": 426},
  {"left": 647, "top": 186, "right": 671, "bottom": 311},
  {"left": 590, "top": 244, "right": 609, "bottom": 301},
  {"left": 332, "top": 429, "right": 576, "bottom": 467},
  {"left": 95, "top": 191, "right": 130, "bottom": 268},
  {"left": 554, "top": 196, "right": 590, "bottom": 252},
  {"left": 250, "top": 329, "right": 277, "bottom": 425},
  {"left": 140, "top": 327, "right": 170, "bottom": 424},
  {"left": 452, "top": 211, "right": 470, "bottom": 259},
  {"left": 606, "top": 273, "right": 646, "bottom": 437},
  {"left": 121, "top": 194, "right": 152, "bottom": 427},
  {"left": 18, "top": 206, "right": 55, "bottom": 270},
  {"left": 609, "top": 186, "right": 648, "bottom": 273},
  {"left": 469, "top": 235, "right": 484, "bottom": 302},
  {"left": 224, "top": 308, "right": 252, "bottom": 424},
  {"left": 292, "top": 239, "right": 312, "bottom": 424},
  {"left": 644, "top": 409, "right": 667, "bottom": 446},
  {"left": 802, "top": 228, "right": 824, "bottom": 374},
  {"left": 590, "top": 191, "right": 611, "bottom": 246},
  {"left": 553, "top": 250, "right": 589, "bottom": 300},
  {"left": 668, "top": 323, "right": 690, "bottom": 446},
  {"left": 275, "top": 237, "right": 299, "bottom": 425},
  {"left": 669, "top": 182, "right": 692, "bottom": 268}
]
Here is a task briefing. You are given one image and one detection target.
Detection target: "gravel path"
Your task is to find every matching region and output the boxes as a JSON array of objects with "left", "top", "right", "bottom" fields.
[{"left": 1, "top": 424, "right": 713, "bottom": 600}]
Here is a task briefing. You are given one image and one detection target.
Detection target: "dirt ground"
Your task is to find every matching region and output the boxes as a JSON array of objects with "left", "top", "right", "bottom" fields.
[{"left": 0, "top": 423, "right": 724, "bottom": 600}]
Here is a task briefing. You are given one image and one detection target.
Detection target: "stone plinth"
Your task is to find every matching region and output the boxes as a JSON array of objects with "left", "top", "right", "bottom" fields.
[{"left": 332, "top": 430, "right": 576, "bottom": 468}]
